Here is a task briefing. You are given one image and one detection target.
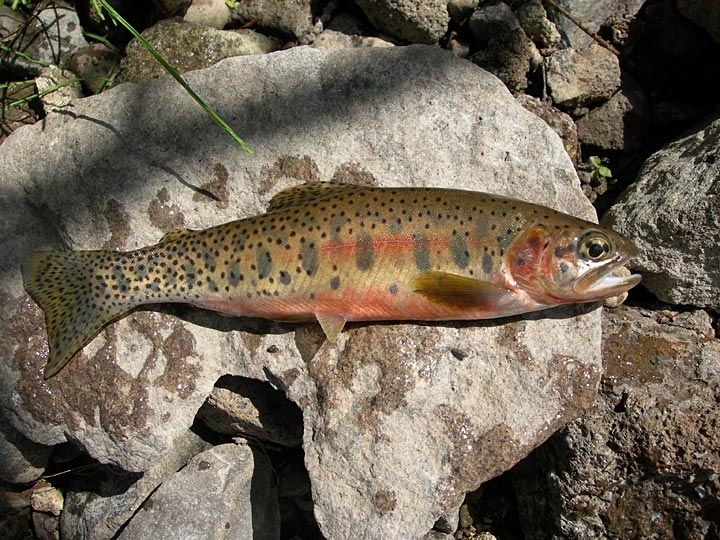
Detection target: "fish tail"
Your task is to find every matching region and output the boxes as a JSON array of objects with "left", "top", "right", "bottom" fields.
[{"left": 21, "top": 250, "right": 134, "bottom": 378}]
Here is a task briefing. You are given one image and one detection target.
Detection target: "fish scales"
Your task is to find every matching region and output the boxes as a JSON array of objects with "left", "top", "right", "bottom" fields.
[{"left": 22, "top": 182, "right": 641, "bottom": 378}]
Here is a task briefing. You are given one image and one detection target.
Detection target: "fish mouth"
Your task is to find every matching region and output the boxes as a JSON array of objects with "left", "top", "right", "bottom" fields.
[{"left": 572, "top": 251, "right": 641, "bottom": 300}]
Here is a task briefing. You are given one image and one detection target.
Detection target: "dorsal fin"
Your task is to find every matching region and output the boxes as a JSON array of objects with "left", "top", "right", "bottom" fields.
[
  {"left": 267, "top": 182, "right": 357, "bottom": 212},
  {"left": 158, "top": 227, "right": 195, "bottom": 243}
]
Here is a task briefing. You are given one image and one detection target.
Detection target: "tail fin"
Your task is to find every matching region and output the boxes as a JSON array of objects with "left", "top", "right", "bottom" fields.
[{"left": 21, "top": 250, "right": 133, "bottom": 378}]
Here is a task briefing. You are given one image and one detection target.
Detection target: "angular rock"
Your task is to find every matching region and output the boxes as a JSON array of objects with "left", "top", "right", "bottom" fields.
[
  {"left": 60, "top": 430, "right": 210, "bottom": 540},
  {"left": 515, "top": 94, "right": 579, "bottom": 164},
  {"left": 575, "top": 79, "right": 649, "bottom": 151},
  {"left": 1, "top": 45, "right": 602, "bottom": 539},
  {"left": 516, "top": 0, "right": 561, "bottom": 49},
  {"left": 354, "top": 0, "right": 449, "bottom": 43},
  {"left": 116, "top": 18, "right": 279, "bottom": 85},
  {"left": 602, "top": 116, "right": 720, "bottom": 311},
  {"left": 678, "top": 0, "right": 720, "bottom": 46},
  {"left": 313, "top": 29, "right": 394, "bottom": 49},
  {"left": 117, "top": 443, "right": 280, "bottom": 540},
  {"left": 544, "top": 0, "right": 646, "bottom": 49},
  {"left": 198, "top": 375, "right": 304, "bottom": 446},
  {"left": 184, "top": 0, "right": 232, "bottom": 29},
  {"left": 545, "top": 43, "right": 621, "bottom": 109},
  {"left": 230, "top": 0, "right": 314, "bottom": 40},
  {"left": 0, "top": 415, "right": 52, "bottom": 484},
  {"left": 513, "top": 304, "right": 720, "bottom": 539},
  {"left": 0, "top": 4, "right": 88, "bottom": 76}
]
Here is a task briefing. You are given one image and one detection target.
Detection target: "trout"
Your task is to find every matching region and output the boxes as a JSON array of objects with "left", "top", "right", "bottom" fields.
[{"left": 22, "top": 182, "right": 641, "bottom": 378}]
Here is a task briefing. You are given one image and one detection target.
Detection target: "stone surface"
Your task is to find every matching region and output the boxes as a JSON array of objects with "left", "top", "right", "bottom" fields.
[
  {"left": 0, "top": 4, "right": 88, "bottom": 76},
  {"left": 198, "top": 375, "right": 304, "bottom": 446},
  {"left": 116, "top": 18, "right": 279, "bottom": 84},
  {"left": 313, "top": 29, "right": 395, "bottom": 49},
  {"left": 184, "top": 0, "right": 232, "bottom": 29},
  {"left": 229, "top": 0, "right": 314, "bottom": 40},
  {"left": 117, "top": 442, "right": 280, "bottom": 540},
  {"left": 575, "top": 79, "right": 649, "bottom": 151},
  {"left": 545, "top": 0, "right": 646, "bottom": 49},
  {"left": 602, "top": 116, "right": 720, "bottom": 311},
  {"left": 354, "top": 0, "right": 449, "bottom": 43},
  {"left": 68, "top": 43, "right": 119, "bottom": 95},
  {"left": 2, "top": 45, "right": 601, "bottom": 539},
  {"left": 513, "top": 304, "right": 720, "bottom": 539},
  {"left": 469, "top": 3, "right": 540, "bottom": 91},
  {"left": 678, "top": 0, "right": 720, "bottom": 46},
  {"left": 35, "top": 66, "right": 84, "bottom": 112},
  {"left": 516, "top": 0, "right": 561, "bottom": 49},
  {"left": 515, "top": 93, "right": 579, "bottom": 164},
  {"left": 545, "top": 42, "right": 621, "bottom": 109},
  {"left": 60, "top": 429, "right": 210, "bottom": 540},
  {"left": 0, "top": 415, "right": 52, "bottom": 484}
]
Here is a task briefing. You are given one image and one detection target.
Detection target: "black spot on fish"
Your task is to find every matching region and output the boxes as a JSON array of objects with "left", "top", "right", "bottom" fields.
[
  {"left": 330, "top": 276, "right": 340, "bottom": 290},
  {"left": 279, "top": 271, "right": 291, "bottom": 285},
  {"left": 227, "top": 262, "right": 242, "bottom": 286},
  {"left": 413, "top": 235, "right": 431, "bottom": 272},
  {"left": 389, "top": 283, "right": 398, "bottom": 295},
  {"left": 356, "top": 233, "right": 375, "bottom": 271},
  {"left": 450, "top": 235, "right": 470, "bottom": 269},
  {"left": 256, "top": 249, "right": 273, "bottom": 280},
  {"left": 300, "top": 243, "right": 318, "bottom": 276},
  {"left": 482, "top": 253, "right": 493, "bottom": 274}
]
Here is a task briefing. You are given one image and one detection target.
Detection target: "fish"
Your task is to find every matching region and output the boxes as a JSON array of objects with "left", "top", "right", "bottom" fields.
[{"left": 22, "top": 182, "right": 641, "bottom": 378}]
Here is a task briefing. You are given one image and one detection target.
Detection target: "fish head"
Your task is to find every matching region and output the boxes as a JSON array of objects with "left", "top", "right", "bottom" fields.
[{"left": 507, "top": 222, "right": 641, "bottom": 304}]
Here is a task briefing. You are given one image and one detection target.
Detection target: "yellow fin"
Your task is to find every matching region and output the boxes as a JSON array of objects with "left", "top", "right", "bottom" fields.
[
  {"left": 315, "top": 312, "right": 347, "bottom": 342},
  {"left": 159, "top": 227, "right": 195, "bottom": 243},
  {"left": 22, "top": 251, "right": 135, "bottom": 378},
  {"left": 267, "top": 182, "right": 354, "bottom": 212},
  {"left": 411, "top": 272, "right": 514, "bottom": 311}
]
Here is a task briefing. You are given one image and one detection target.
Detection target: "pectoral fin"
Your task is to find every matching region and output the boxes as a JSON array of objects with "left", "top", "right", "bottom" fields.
[
  {"left": 411, "top": 272, "right": 514, "bottom": 311},
  {"left": 315, "top": 312, "right": 347, "bottom": 342}
]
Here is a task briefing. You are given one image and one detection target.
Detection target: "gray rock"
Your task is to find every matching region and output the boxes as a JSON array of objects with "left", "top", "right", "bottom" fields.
[
  {"left": 184, "top": 0, "right": 232, "bottom": 29},
  {"left": 0, "top": 4, "right": 88, "bottom": 76},
  {"left": 117, "top": 442, "right": 280, "bottom": 540},
  {"left": 678, "top": 0, "right": 720, "bottom": 46},
  {"left": 545, "top": 43, "right": 621, "bottom": 109},
  {"left": 229, "top": 0, "right": 314, "bottom": 40},
  {"left": 68, "top": 43, "right": 119, "bottom": 95},
  {"left": 2, "top": 45, "right": 602, "bottom": 539},
  {"left": 35, "top": 66, "right": 84, "bottom": 113},
  {"left": 575, "top": 79, "right": 649, "bottom": 151},
  {"left": 60, "top": 430, "right": 210, "bottom": 540},
  {"left": 544, "top": 0, "right": 646, "bottom": 49},
  {"left": 354, "top": 0, "right": 449, "bottom": 43},
  {"left": 0, "top": 414, "right": 52, "bottom": 484},
  {"left": 468, "top": 1, "right": 520, "bottom": 46},
  {"left": 198, "top": 375, "right": 303, "bottom": 446},
  {"left": 312, "top": 29, "right": 395, "bottom": 49},
  {"left": 513, "top": 304, "right": 720, "bottom": 539},
  {"left": 469, "top": 3, "right": 540, "bottom": 91},
  {"left": 515, "top": 0, "right": 562, "bottom": 48},
  {"left": 515, "top": 93, "right": 579, "bottom": 164},
  {"left": 602, "top": 116, "right": 720, "bottom": 311},
  {"left": 116, "top": 18, "right": 279, "bottom": 85},
  {"left": 447, "top": 0, "right": 480, "bottom": 24}
]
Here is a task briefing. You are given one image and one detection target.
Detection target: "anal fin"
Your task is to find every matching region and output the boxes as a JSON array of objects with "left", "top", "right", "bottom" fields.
[{"left": 315, "top": 312, "right": 347, "bottom": 342}]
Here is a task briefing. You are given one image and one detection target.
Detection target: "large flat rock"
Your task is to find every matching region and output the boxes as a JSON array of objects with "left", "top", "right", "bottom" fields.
[{"left": 0, "top": 45, "right": 600, "bottom": 538}]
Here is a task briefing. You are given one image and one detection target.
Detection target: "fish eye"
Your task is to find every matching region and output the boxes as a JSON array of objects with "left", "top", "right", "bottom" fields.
[{"left": 578, "top": 233, "right": 612, "bottom": 261}]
